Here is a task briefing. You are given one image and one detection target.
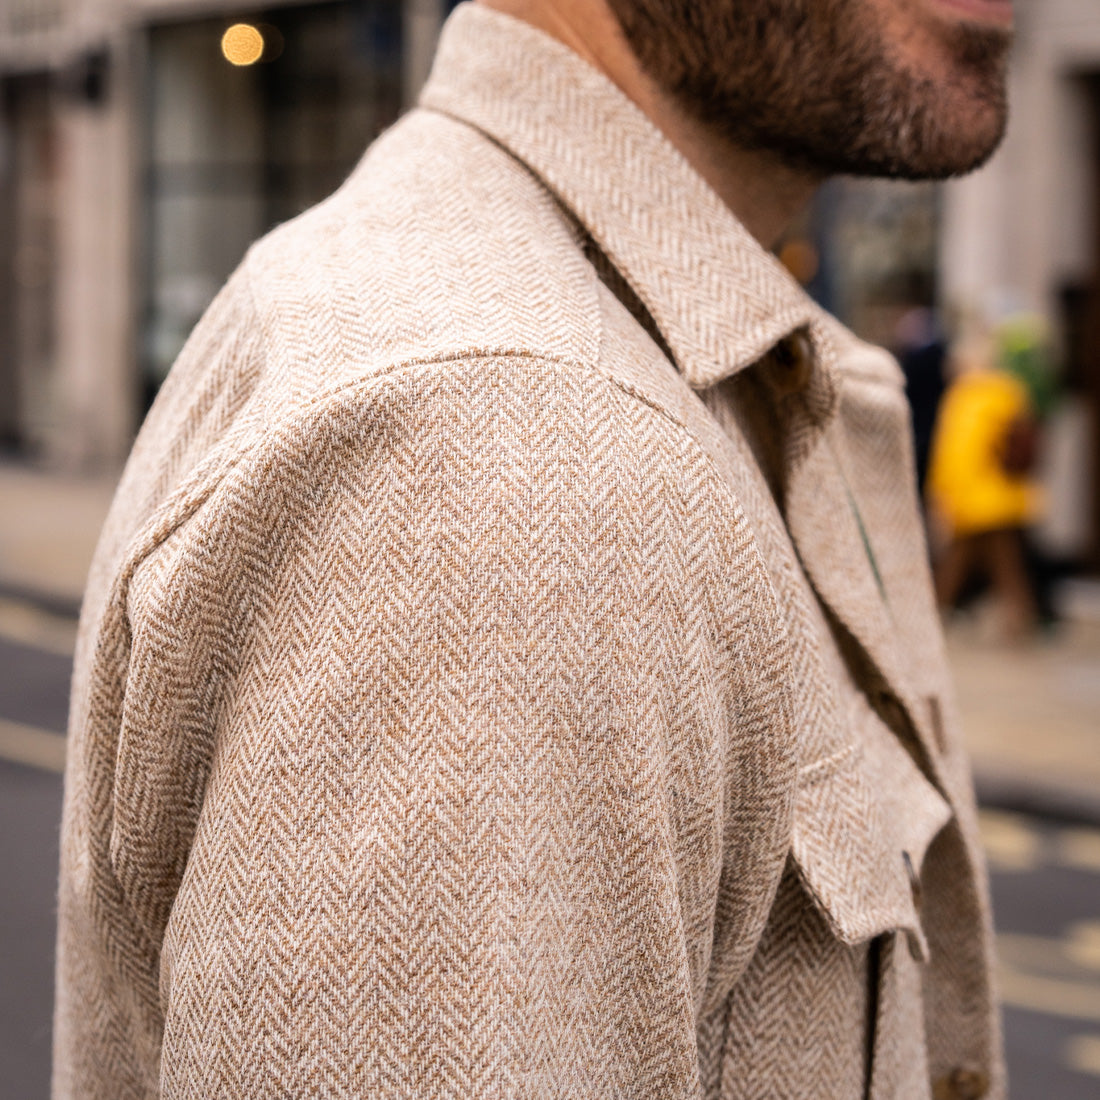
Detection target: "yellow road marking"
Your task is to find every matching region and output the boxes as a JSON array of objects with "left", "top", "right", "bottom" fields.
[
  {"left": 1067, "top": 923, "right": 1100, "bottom": 973},
  {"left": 1059, "top": 828, "right": 1100, "bottom": 876},
  {"left": 998, "top": 932, "right": 1086, "bottom": 981},
  {"left": 0, "top": 596, "right": 76, "bottom": 657},
  {"left": 1065, "top": 1035, "right": 1100, "bottom": 1077},
  {"left": 0, "top": 717, "right": 66, "bottom": 773},
  {"left": 997, "top": 931, "right": 1100, "bottom": 1022},
  {"left": 978, "top": 809, "right": 1044, "bottom": 873},
  {"left": 998, "top": 963, "right": 1100, "bottom": 1023}
]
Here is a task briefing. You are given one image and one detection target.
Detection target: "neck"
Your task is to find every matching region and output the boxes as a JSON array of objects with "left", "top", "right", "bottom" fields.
[{"left": 477, "top": 0, "right": 820, "bottom": 249}]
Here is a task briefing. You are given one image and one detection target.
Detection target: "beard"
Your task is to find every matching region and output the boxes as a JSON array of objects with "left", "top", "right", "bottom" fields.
[{"left": 604, "top": 0, "right": 1011, "bottom": 180}]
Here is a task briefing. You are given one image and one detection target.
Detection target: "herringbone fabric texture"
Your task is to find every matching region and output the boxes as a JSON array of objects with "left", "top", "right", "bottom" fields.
[{"left": 54, "top": 5, "right": 1003, "bottom": 1098}]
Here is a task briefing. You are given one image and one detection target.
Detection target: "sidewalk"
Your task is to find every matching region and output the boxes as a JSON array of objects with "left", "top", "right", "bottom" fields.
[
  {"left": 0, "top": 461, "right": 118, "bottom": 613},
  {"left": 2, "top": 459, "right": 1098, "bottom": 820},
  {"left": 947, "top": 607, "right": 1100, "bottom": 824}
]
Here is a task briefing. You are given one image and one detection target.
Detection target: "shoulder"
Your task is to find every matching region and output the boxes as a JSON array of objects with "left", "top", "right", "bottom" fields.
[
  {"left": 241, "top": 107, "right": 602, "bottom": 397},
  {"left": 116, "top": 107, "right": 769, "bottom": 580}
]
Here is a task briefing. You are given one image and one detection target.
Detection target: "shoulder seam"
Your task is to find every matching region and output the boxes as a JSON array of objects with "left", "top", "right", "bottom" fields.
[{"left": 125, "top": 347, "right": 749, "bottom": 604}]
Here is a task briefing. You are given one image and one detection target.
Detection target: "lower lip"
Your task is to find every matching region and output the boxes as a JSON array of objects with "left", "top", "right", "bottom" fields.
[{"left": 930, "top": 0, "right": 1014, "bottom": 28}]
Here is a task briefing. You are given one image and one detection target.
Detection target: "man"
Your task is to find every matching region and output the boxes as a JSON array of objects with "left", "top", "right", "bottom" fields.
[{"left": 54, "top": 1, "right": 1012, "bottom": 1097}]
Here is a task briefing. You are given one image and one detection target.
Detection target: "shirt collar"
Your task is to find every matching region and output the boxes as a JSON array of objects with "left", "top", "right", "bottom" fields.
[{"left": 419, "top": 2, "right": 827, "bottom": 390}]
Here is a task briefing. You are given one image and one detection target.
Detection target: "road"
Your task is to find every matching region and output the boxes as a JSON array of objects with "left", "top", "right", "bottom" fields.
[{"left": 1, "top": 596, "right": 1098, "bottom": 1099}]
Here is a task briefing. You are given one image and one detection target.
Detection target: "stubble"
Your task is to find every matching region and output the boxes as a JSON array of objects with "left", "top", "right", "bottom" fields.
[{"left": 605, "top": 0, "right": 1011, "bottom": 179}]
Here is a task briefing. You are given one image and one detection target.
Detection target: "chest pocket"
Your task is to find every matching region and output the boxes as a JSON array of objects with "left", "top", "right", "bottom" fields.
[{"left": 790, "top": 694, "right": 953, "bottom": 962}]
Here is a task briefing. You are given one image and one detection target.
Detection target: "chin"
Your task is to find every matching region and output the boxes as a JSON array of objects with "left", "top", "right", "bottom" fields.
[
  {"left": 819, "top": 61, "right": 1010, "bottom": 181},
  {"left": 736, "top": 90, "right": 1009, "bottom": 183},
  {"left": 899, "top": 90, "right": 1010, "bottom": 180}
]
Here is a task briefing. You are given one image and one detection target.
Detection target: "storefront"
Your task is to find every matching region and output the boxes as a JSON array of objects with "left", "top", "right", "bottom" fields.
[
  {"left": 141, "top": 0, "right": 405, "bottom": 397},
  {"left": 0, "top": 0, "right": 427, "bottom": 466},
  {"left": 941, "top": 0, "right": 1100, "bottom": 571},
  {"left": 0, "top": 73, "right": 60, "bottom": 453}
]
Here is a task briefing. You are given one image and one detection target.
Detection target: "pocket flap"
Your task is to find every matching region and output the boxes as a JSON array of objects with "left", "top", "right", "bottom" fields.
[{"left": 790, "top": 701, "right": 953, "bottom": 960}]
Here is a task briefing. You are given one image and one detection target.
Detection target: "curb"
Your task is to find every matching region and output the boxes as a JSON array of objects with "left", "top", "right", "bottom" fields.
[{"left": 0, "top": 580, "right": 82, "bottom": 621}]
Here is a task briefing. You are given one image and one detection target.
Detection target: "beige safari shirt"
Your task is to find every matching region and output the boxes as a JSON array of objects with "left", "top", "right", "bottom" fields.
[{"left": 54, "top": 5, "right": 1003, "bottom": 1098}]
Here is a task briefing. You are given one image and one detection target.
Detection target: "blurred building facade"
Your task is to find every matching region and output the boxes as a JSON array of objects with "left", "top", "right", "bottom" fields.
[
  {"left": 0, "top": 0, "right": 444, "bottom": 465},
  {"left": 0, "top": 0, "right": 1099, "bottom": 567},
  {"left": 942, "top": 0, "right": 1100, "bottom": 570}
]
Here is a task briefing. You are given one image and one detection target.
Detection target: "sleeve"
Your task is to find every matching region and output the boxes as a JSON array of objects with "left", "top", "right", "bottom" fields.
[{"left": 109, "top": 355, "right": 798, "bottom": 1098}]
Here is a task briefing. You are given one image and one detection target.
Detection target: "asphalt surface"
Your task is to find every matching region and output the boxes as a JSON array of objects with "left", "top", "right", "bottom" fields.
[
  {"left": 982, "top": 810, "right": 1100, "bottom": 1096},
  {"left": 2, "top": 606, "right": 1098, "bottom": 1099},
  {"left": 1, "top": 758, "right": 61, "bottom": 1100}
]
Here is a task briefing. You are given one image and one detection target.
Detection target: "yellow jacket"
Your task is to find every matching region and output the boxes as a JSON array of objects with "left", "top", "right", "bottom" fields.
[{"left": 928, "top": 368, "right": 1040, "bottom": 536}]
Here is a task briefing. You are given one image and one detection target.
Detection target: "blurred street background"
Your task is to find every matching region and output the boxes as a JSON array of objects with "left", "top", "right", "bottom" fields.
[{"left": 2, "top": 0, "right": 1100, "bottom": 1097}]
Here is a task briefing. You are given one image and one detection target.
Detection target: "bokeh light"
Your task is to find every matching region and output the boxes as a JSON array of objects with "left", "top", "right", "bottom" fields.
[
  {"left": 777, "top": 237, "right": 820, "bottom": 287},
  {"left": 221, "top": 23, "right": 264, "bottom": 67}
]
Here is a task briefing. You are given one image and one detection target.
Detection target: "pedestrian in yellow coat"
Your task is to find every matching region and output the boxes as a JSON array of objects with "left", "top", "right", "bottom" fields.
[{"left": 927, "top": 331, "right": 1042, "bottom": 639}]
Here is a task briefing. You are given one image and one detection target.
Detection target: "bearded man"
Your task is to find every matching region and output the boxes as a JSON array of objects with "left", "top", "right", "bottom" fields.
[{"left": 54, "top": 1, "right": 1012, "bottom": 1097}]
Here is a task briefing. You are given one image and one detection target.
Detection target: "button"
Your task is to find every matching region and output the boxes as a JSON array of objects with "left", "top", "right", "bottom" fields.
[
  {"left": 768, "top": 328, "right": 814, "bottom": 395},
  {"left": 932, "top": 1067, "right": 990, "bottom": 1099}
]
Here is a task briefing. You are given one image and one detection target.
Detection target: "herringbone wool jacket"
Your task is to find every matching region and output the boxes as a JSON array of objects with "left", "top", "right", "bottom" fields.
[{"left": 54, "top": 5, "right": 1004, "bottom": 1099}]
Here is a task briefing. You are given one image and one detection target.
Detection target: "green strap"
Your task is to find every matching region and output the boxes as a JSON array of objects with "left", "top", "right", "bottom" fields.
[{"left": 845, "top": 480, "right": 888, "bottom": 607}]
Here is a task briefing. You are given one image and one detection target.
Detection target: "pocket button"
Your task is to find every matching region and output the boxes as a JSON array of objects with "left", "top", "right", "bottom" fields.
[{"left": 933, "top": 1067, "right": 990, "bottom": 1099}]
